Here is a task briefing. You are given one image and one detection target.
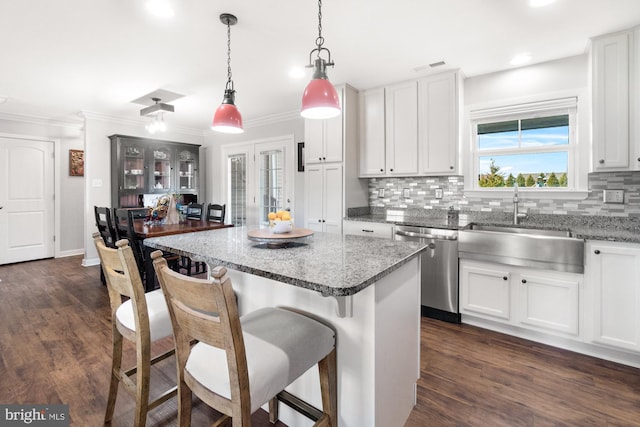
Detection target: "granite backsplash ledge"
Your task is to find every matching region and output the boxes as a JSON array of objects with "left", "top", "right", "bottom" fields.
[{"left": 365, "top": 171, "right": 640, "bottom": 218}]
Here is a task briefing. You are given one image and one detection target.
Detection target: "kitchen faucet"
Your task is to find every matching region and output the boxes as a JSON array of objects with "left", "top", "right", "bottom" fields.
[{"left": 513, "top": 184, "right": 527, "bottom": 224}]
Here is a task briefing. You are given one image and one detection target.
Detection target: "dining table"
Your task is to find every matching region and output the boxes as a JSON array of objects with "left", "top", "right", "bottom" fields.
[{"left": 134, "top": 219, "right": 233, "bottom": 291}]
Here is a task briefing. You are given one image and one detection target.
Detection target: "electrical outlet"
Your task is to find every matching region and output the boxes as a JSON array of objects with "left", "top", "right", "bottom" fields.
[
  {"left": 403, "top": 188, "right": 411, "bottom": 198},
  {"left": 378, "top": 188, "right": 385, "bottom": 198},
  {"left": 435, "top": 188, "right": 443, "bottom": 199},
  {"left": 603, "top": 189, "right": 624, "bottom": 204}
]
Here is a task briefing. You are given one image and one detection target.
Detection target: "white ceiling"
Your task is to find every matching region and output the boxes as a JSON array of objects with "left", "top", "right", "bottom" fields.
[{"left": 1, "top": 0, "right": 639, "bottom": 131}]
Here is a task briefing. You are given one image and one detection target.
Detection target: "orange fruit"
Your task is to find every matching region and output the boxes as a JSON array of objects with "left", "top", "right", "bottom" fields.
[{"left": 268, "top": 212, "right": 277, "bottom": 220}]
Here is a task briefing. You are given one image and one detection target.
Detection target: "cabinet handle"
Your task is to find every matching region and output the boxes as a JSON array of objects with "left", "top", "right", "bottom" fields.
[
  {"left": 521, "top": 279, "right": 527, "bottom": 284},
  {"left": 503, "top": 276, "right": 508, "bottom": 281},
  {"left": 599, "top": 159, "right": 604, "bottom": 164},
  {"left": 362, "top": 229, "right": 374, "bottom": 233},
  {"left": 594, "top": 249, "right": 600, "bottom": 255}
]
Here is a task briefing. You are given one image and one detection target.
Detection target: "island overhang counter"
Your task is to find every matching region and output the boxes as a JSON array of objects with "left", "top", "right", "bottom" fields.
[{"left": 144, "top": 226, "right": 427, "bottom": 427}]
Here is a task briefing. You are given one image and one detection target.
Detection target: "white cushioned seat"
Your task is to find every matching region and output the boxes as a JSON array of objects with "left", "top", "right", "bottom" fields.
[
  {"left": 115, "top": 289, "right": 173, "bottom": 341},
  {"left": 185, "top": 307, "right": 335, "bottom": 413}
]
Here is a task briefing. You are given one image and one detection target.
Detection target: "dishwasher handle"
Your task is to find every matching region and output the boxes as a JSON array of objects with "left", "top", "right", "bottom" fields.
[{"left": 395, "top": 230, "right": 458, "bottom": 241}]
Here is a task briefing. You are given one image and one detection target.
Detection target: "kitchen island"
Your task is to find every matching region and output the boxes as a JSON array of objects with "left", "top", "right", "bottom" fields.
[{"left": 144, "top": 226, "right": 427, "bottom": 427}]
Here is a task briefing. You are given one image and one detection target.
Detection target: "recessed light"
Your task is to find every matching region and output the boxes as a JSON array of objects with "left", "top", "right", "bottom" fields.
[
  {"left": 289, "top": 66, "right": 306, "bottom": 79},
  {"left": 146, "top": 0, "right": 174, "bottom": 18},
  {"left": 510, "top": 53, "right": 532, "bottom": 66},
  {"left": 529, "top": 0, "right": 556, "bottom": 7}
]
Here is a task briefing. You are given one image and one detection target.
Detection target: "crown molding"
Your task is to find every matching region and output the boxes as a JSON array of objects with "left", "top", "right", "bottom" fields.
[{"left": 0, "top": 111, "right": 84, "bottom": 129}]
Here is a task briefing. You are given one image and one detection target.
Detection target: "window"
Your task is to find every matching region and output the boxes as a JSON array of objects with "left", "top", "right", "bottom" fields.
[{"left": 470, "top": 98, "right": 577, "bottom": 190}]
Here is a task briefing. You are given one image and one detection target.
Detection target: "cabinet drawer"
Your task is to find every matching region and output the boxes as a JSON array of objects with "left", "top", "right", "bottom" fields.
[{"left": 343, "top": 221, "right": 394, "bottom": 239}]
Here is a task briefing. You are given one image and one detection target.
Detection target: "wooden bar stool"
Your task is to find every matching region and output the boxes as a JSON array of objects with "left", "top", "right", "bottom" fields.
[
  {"left": 92, "top": 233, "right": 177, "bottom": 426},
  {"left": 152, "top": 251, "right": 338, "bottom": 427}
]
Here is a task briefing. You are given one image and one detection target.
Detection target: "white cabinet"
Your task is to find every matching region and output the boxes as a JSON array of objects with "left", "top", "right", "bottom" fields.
[
  {"left": 460, "top": 259, "right": 581, "bottom": 338},
  {"left": 305, "top": 91, "right": 343, "bottom": 165},
  {"left": 343, "top": 220, "right": 394, "bottom": 239},
  {"left": 359, "top": 82, "right": 418, "bottom": 177},
  {"left": 516, "top": 271, "right": 580, "bottom": 336},
  {"left": 460, "top": 261, "right": 511, "bottom": 321},
  {"left": 585, "top": 241, "right": 640, "bottom": 353},
  {"left": 359, "top": 88, "right": 386, "bottom": 176},
  {"left": 418, "top": 71, "right": 458, "bottom": 175},
  {"left": 592, "top": 30, "right": 632, "bottom": 170},
  {"left": 385, "top": 81, "right": 419, "bottom": 176},
  {"left": 359, "top": 71, "right": 460, "bottom": 177},
  {"left": 305, "top": 164, "right": 343, "bottom": 234}
]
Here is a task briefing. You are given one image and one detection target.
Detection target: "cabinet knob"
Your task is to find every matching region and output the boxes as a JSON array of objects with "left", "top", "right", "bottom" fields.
[
  {"left": 637, "top": 157, "right": 640, "bottom": 162},
  {"left": 594, "top": 249, "right": 601, "bottom": 255},
  {"left": 380, "top": 169, "right": 384, "bottom": 172},
  {"left": 521, "top": 279, "right": 527, "bottom": 284},
  {"left": 319, "top": 157, "right": 322, "bottom": 161},
  {"left": 599, "top": 159, "right": 605, "bottom": 164},
  {"left": 449, "top": 166, "right": 454, "bottom": 170},
  {"left": 390, "top": 168, "right": 394, "bottom": 172},
  {"left": 318, "top": 219, "right": 322, "bottom": 223},
  {"left": 503, "top": 276, "right": 508, "bottom": 281},
  {"left": 322, "top": 157, "right": 326, "bottom": 160}
]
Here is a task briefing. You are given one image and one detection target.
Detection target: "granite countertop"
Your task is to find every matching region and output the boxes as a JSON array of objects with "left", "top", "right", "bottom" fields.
[
  {"left": 345, "top": 212, "right": 640, "bottom": 243},
  {"left": 144, "top": 226, "right": 427, "bottom": 297}
]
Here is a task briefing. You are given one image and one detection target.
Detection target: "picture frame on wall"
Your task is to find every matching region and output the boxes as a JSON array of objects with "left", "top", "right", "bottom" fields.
[
  {"left": 297, "top": 142, "right": 305, "bottom": 172},
  {"left": 69, "top": 149, "right": 84, "bottom": 176}
]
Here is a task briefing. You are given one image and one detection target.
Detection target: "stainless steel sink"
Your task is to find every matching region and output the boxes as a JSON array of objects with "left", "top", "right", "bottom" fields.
[
  {"left": 459, "top": 223, "right": 584, "bottom": 273},
  {"left": 467, "top": 223, "right": 573, "bottom": 237}
]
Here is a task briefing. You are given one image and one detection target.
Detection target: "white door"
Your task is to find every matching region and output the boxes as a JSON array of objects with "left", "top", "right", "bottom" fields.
[{"left": 0, "top": 137, "right": 54, "bottom": 264}]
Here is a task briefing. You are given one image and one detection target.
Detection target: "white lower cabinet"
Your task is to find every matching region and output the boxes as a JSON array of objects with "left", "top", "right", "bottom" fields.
[
  {"left": 585, "top": 241, "right": 640, "bottom": 352},
  {"left": 460, "top": 259, "right": 581, "bottom": 339},
  {"left": 342, "top": 220, "right": 394, "bottom": 239},
  {"left": 304, "top": 163, "right": 343, "bottom": 234}
]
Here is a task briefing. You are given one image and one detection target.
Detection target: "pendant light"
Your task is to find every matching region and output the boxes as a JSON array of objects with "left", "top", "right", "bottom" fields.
[
  {"left": 212, "top": 13, "right": 244, "bottom": 134},
  {"left": 301, "top": 0, "right": 341, "bottom": 119}
]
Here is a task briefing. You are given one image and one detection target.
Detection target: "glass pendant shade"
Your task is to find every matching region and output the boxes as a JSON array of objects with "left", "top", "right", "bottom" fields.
[
  {"left": 212, "top": 89, "right": 244, "bottom": 134},
  {"left": 301, "top": 78, "right": 341, "bottom": 119}
]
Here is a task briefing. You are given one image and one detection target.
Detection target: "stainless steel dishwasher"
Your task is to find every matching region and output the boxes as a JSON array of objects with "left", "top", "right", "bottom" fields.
[{"left": 395, "top": 225, "right": 460, "bottom": 323}]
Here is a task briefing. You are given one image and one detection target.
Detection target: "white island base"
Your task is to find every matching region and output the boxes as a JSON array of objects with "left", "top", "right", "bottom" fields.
[{"left": 220, "top": 256, "right": 421, "bottom": 427}]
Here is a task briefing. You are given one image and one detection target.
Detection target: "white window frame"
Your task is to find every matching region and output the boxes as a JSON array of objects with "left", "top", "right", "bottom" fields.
[{"left": 464, "top": 95, "right": 589, "bottom": 199}]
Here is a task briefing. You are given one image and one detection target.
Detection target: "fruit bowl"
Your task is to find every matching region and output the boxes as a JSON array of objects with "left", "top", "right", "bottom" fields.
[{"left": 270, "top": 219, "right": 294, "bottom": 234}]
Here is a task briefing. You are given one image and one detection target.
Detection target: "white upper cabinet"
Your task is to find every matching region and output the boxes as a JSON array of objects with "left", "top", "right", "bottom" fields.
[
  {"left": 305, "top": 88, "right": 344, "bottom": 165},
  {"left": 418, "top": 71, "right": 458, "bottom": 175},
  {"left": 359, "top": 88, "right": 386, "bottom": 176},
  {"left": 385, "top": 81, "right": 419, "bottom": 176},
  {"left": 592, "top": 30, "right": 631, "bottom": 170},
  {"left": 359, "top": 71, "right": 459, "bottom": 177}
]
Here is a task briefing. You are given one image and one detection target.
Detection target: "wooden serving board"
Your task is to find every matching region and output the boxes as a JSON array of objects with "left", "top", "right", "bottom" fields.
[{"left": 247, "top": 227, "right": 314, "bottom": 241}]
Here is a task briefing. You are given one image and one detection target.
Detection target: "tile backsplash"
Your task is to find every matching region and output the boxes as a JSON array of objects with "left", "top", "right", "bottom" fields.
[{"left": 367, "top": 171, "right": 640, "bottom": 218}]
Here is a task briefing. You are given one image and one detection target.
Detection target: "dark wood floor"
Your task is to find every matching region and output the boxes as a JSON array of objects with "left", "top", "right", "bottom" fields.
[{"left": 1, "top": 255, "right": 639, "bottom": 426}]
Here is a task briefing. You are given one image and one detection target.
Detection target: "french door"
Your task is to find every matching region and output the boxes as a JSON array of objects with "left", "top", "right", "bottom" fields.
[{"left": 221, "top": 135, "right": 294, "bottom": 227}]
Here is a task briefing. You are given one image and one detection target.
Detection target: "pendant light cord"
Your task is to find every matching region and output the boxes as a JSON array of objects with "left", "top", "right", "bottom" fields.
[
  {"left": 226, "top": 17, "right": 234, "bottom": 91},
  {"left": 315, "top": 0, "right": 324, "bottom": 55}
]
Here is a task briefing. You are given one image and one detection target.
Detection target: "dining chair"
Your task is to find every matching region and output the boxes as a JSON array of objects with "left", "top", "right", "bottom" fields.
[
  {"left": 94, "top": 206, "right": 118, "bottom": 284},
  {"left": 114, "top": 208, "right": 180, "bottom": 287},
  {"left": 185, "top": 203, "right": 204, "bottom": 220},
  {"left": 152, "top": 252, "right": 337, "bottom": 427},
  {"left": 92, "top": 233, "right": 177, "bottom": 427},
  {"left": 206, "top": 203, "right": 226, "bottom": 223}
]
